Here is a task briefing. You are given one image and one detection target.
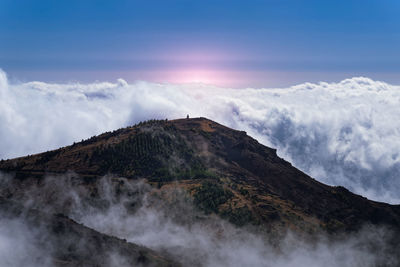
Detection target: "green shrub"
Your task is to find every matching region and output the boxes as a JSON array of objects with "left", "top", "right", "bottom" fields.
[{"left": 193, "top": 181, "right": 233, "bottom": 214}]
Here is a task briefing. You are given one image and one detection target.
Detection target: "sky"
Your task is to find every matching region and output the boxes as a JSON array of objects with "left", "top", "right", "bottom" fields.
[{"left": 1, "top": 0, "right": 399, "bottom": 87}]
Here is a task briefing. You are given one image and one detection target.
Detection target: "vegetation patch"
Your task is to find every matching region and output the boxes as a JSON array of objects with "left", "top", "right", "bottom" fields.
[
  {"left": 221, "top": 205, "right": 256, "bottom": 227},
  {"left": 35, "top": 150, "right": 59, "bottom": 164},
  {"left": 193, "top": 181, "right": 233, "bottom": 214},
  {"left": 89, "top": 122, "right": 215, "bottom": 182}
]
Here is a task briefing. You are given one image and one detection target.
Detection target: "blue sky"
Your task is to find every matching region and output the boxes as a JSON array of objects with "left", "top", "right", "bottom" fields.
[{"left": 1, "top": 0, "right": 399, "bottom": 87}]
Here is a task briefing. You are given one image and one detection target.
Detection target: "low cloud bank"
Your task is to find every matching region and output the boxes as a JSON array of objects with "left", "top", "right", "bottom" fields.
[
  {"left": 1, "top": 69, "right": 400, "bottom": 203},
  {"left": 0, "top": 219, "right": 52, "bottom": 267},
  {"left": 0, "top": 173, "right": 397, "bottom": 267}
]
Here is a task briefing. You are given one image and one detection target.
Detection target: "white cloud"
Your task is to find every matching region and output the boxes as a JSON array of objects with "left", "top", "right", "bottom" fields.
[{"left": 1, "top": 69, "right": 400, "bottom": 203}]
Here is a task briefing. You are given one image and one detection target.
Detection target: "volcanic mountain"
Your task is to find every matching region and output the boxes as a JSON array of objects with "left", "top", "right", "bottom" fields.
[{"left": 0, "top": 117, "right": 399, "bottom": 266}]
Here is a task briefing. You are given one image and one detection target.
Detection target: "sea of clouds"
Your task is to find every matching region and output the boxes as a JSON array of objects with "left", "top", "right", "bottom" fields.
[{"left": 1, "top": 69, "right": 400, "bottom": 203}]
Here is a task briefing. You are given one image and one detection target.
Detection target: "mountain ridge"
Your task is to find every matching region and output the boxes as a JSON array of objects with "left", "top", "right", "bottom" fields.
[{"left": 1, "top": 117, "right": 399, "bottom": 233}]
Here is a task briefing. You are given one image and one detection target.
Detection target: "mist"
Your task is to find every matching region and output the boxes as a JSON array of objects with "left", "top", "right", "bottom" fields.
[
  {"left": 0, "top": 173, "right": 397, "bottom": 267},
  {"left": 0, "top": 219, "right": 53, "bottom": 267}
]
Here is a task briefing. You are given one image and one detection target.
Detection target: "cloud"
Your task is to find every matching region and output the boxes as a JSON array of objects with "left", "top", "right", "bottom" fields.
[
  {"left": 1, "top": 69, "right": 400, "bottom": 203},
  {"left": 0, "top": 219, "right": 53, "bottom": 267}
]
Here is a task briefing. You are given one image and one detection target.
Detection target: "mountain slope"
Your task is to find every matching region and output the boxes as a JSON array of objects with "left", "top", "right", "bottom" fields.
[{"left": 1, "top": 117, "right": 399, "bottom": 234}]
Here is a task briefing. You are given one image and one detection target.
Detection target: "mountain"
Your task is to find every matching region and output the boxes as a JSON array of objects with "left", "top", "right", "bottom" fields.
[
  {"left": 1, "top": 117, "right": 400, "bottom": 266},
  {"left": 2, "top": 117, "right": 400, "bottom": 230}
]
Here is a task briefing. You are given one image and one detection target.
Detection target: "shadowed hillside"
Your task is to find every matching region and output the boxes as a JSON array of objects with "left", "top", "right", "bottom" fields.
[{"left": 0, "top": 195, "right": 178, "bottom": 267}]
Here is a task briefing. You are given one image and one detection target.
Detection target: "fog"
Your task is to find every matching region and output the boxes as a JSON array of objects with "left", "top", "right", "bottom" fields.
[
  {"left": 0, "top": 173, "right": 397, "bottom": 267},
  {"left": 0, "top": 219, "right": 53, "bottom": 267}
]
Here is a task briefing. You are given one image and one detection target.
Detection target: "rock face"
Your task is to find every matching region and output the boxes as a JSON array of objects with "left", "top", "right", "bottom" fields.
[{"left": 1, "top": 117, "right": 400, "bottom": 265}]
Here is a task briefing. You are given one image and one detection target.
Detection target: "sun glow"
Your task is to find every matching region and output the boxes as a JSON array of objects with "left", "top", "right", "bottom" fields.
[
  {"left": 122, "top": 68, "right": 274, "bottom": 88},
  {"left": 179, "top": 71, "right": 213, "bottom": 84},
  {"left": 161, "top": 69, "right": 235, "bottom": 87}
]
